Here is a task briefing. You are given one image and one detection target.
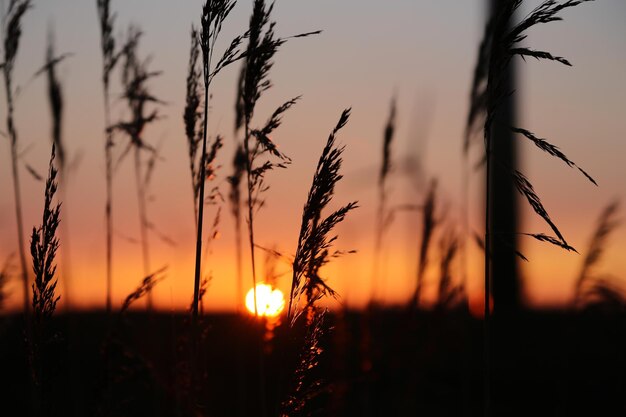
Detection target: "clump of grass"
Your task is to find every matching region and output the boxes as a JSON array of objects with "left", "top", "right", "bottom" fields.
[
  {"left": 2, "top": 0, "right": 32, "bottom": 316},
  {"left": 287, "top": 109, "right": 357, "bottom": 325},
  {"left": 371, "top": 96, "right": 396, "bottom": 303},
  {"left": 96, "top": 0, "right": 123, "bottom": 313}
]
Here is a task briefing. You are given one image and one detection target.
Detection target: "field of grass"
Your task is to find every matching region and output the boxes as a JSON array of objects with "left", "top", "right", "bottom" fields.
[{"left": 1, "top": 0, "right": 625, "bottom": 416}]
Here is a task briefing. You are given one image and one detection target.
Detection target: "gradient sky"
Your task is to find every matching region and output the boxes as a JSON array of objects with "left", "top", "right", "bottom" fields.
[{"left": 1, "top": 0, "right": 625, "bottom": 312}]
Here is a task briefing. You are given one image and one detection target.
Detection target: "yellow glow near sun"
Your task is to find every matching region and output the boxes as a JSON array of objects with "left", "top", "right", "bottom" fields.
[{"left": 245, "top": 284, "right": 285, "bottom": 317}]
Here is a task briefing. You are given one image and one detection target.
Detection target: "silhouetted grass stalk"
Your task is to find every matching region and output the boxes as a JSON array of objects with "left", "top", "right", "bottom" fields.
[
  {"left": 411, "top": 179, "right": 437, "bottom": 308},
  {"left": 30, "top": 144, "right": 61, "bottom": 415},
  {"left": 193, "top": 0, "right": 245, "bottom": 320},
  {"left": 372, "top": 96, "right": 396, "bottom": 303},
  {"left": 37, "top": 34, "right": 72, "bottom": 308},
  {"left": 228, "top": 145, "right": 245, "bottom": 311},
  {"left": 283, "top": 109, "right": 355, "bottom": 416},
  {"left": 184, "top": 26, "right": 202, "bottom": 227},
  {"left": 240, "top": 0, "right": 320, "bottom": 316},
  {"left": 96, "top": 0, "right": 121, "bottom": 313},
  {"left": 287, "top": 109, "right": 357, "bottom": 325},
  {"left": 479, "top": 1, "right": 596, "bottom": 415},
  {"left": 575, "top": 200, "right": 620, "bottom": 304},
  {"left": 134, "top": 145, "right": 152, "bottom": 304},
  {"left": 116, "top": 26, "right": 161, "bottom": 309},
  {"left": 2, "top": 0, "right": 31, "bottom": 316}
]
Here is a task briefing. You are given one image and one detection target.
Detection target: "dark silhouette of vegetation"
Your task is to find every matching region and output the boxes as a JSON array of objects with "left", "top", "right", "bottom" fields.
[{"left": 2, "top": 0, "right": 32, "bottom": 316}]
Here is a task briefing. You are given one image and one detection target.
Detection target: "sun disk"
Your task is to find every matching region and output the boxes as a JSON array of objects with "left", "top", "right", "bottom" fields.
[{"left": 245, "top": 284, "right": 285, "bottom": 317}]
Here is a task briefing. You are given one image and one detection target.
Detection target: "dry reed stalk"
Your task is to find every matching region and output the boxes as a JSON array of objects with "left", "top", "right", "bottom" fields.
[
  {"left": 228, "top": 145, "right": 246, "bottom": 310},
  {"left": 185, "top": 4, "right": 246, "bottom": 411},
  {"left": 30, "top": 144, "right": 61, "bottom": 413},
  {"left": 477, "top": 1, "right": 595, "bottom": 414},
  {"left": 575, "top": 200, "right": 620, "bottom": 304},
  {"left": 371, "top": 96, "right": 396, "bottom": 303},
  {"left": 119, "top": 267, "right": 166, "bottom": 314},
  {"left": 287, "top": 109, "right": 357, "bottom": 325},
  {"left": 31, "top": 145, "right": 61, "bottom": 322},
  {"left": 111, "top": 26, "right": 163, "bottom": 309},
  {"left": 240, "top": 0, "right": 320, "bottom": 315},
  {"left": 96, "top": 0, "right": 124, "bottom": 313},
  {"left": 192, "top": 0, "right": 247, "bottom": 320},
  {"left": 230, "top": 62, "right": 247, "bottom": 313},
  {"left": 34, "top": 34, "right": 73, "bottom": 308},
  {"left": 280, "top": 309, "right": 327, "bottom": 417},
  {"left": 436, "top": 229, "right": 461, "bottom": 309},
  {"left": 2, "top": 0, "right": 32, "bottom": 316},
  {"left": 283, "top": 109, "right": 355, "bottom": 417},
  {"left": 410, "top": 179, "right": 437, "bottom": 308},
  {"left": 184, "top": 25, "right": 203, "bottom": 225},
  {"left": 483, "top": 0, "right": 596, "bottom": 258}
]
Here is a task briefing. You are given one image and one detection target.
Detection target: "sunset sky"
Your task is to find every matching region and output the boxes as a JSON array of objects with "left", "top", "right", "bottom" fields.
[{"left": 1, "top": 0, "right": 625, "bottom": 312}]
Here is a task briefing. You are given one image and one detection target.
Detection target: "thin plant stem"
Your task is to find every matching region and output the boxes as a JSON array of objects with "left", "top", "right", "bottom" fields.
[
  {"left": 372, "top": 180, "right": 385, "bottom": 303},
  {"left": 234, "top": 201, "right": 243, "bottom": 311},
  {"left": 243, "top": 124, "right": 259, "bottom": 317},
  {"left": 134, "top": 146, "right": 152, "bottom": 308},
  {"left": 192, "top": 55, "right": 211, "bottom": 321},
  {"left": 483, "top": 127, "right": 492, "bottom": 417},
  {"left": 3, "top": 25, "right": 29, "bottom": 315},
  {"left": 9, "top": 127, "right": 29, "bottom": 316},
  {"left": 105, "top": 97, "right": 113, "bottom": 313}
]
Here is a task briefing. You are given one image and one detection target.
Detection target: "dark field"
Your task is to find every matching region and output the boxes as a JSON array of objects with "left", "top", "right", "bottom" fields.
[{"left": 1, "top": 309, "right": 624, "bottom": 416}]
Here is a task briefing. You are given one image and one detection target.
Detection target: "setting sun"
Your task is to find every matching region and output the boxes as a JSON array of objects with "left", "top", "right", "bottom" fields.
[{"left": 245, "top": 284, "right": 285, "bottom": 317}]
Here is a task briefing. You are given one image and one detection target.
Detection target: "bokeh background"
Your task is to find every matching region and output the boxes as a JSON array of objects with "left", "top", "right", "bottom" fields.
[{"left": 1, "top": 0, "right": 625, "bottom": 311}]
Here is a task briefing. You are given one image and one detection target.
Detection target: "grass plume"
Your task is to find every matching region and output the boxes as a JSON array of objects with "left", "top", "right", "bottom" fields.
[
  {"left": 282, "top": 110, "right": 355, "bottom": 417},
  {"left": 112, "top": 26, "right": 163, "bottom": 309},
  {"left": 30, "top": 144, "right": 61, "bottom": 414},
  {"left": 33, "top": 32, "right": 73, "bottom": 309},
  {"left": 183, "top": 25, "right": 203, "bottom": 225},
  {"left": 31, "top": 145, "right": 61, "bottom": 322},
  {"left": 575, "top": 200, "right": 620, "bottom": 303},
  {"left": 120, "top": 268, "right": 166, "bottom": 314},
  {"left": 287, "top": 109, "right": 357, "bottom": 325}
]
